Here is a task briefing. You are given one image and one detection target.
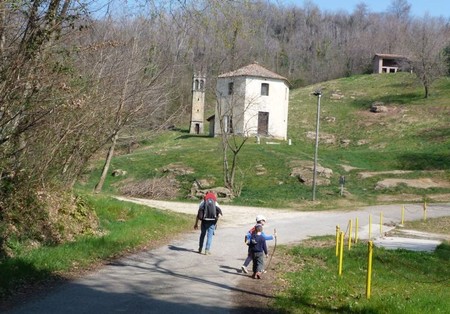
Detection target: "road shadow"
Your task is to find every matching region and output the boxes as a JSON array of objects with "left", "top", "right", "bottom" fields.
[{"left": 167, "top": 245, "right": 197, "bottom": 253}]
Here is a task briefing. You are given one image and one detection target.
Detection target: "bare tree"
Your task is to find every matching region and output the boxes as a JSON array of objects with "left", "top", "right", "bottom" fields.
[
  {"left": 387, "top": 0, "right": 411, "bottom": 20},
  {"left": 3, "top": 0, "right": 450, "bottom": 254},
  {"left": 0, "top": 0, "right": 106, "bottom": 253},
  {"left": 215, "top": 72, "right": 282, "bottom": 196},
  {"left": 408, "top": 16, "right": 449, "bottom": 98},
  {"left": 86, "top": 18, "right": 174, "bottom": 192},
  {"left": 215, "top": 92, "right": 249, "bottom": 196}
]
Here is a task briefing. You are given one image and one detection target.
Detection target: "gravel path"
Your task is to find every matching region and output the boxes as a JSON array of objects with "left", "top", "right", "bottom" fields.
[{"left": 6, "top": 199, "right": 450, "bottom": 314}]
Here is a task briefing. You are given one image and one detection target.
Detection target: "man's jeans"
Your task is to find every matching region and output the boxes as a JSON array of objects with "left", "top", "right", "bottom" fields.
[{"left": 199, "top": 220, "right": 216, "bottom": 251}]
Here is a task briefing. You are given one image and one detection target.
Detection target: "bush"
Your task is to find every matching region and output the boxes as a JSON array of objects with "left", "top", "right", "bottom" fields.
[{"left": 0, "top": 186, "right": 99, "bottom": 258}]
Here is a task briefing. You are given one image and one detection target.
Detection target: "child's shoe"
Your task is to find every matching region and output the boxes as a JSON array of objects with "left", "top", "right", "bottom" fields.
[{"left": 256, "top": 272, "right": 262, "bottom": 279}]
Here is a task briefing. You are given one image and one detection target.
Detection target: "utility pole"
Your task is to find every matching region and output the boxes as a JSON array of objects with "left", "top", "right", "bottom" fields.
[{"left": 312, "top": 90, "right": 322, "bottom": 201}]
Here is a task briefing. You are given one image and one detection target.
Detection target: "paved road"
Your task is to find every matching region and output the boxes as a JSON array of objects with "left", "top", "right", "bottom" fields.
[{"left": 6, "top": 200, "right": 450, "bottom": 314}]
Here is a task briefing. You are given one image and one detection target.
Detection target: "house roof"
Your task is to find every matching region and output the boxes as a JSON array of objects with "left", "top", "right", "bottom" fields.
[
  {"left": 373, "top": 53, "right": 408, "bottom": 60},
  {"left": 218, "top": 63, "right": 289, "bottom": 83}
]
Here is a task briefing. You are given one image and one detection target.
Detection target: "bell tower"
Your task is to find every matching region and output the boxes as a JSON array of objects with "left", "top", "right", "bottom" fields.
[{"left": 189, "top": 72, "right": 205, "bottom": 134}]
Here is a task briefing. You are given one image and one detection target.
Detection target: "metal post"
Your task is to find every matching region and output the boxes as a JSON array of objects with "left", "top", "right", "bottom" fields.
[
  {"left": 335, "top": 225, "right": 340, "bottom": 257},
  {"left": 366, "top": 241, "right": 373, "bottom": 299},
  {"left": 312, "top": 91, "right": 322, "bottom": 201},
  {"left": 348, "top": 219, "right": 352, "bottom": 250},
  {"left": 338, "top": 231, "right": 344, "bottom": 276}
]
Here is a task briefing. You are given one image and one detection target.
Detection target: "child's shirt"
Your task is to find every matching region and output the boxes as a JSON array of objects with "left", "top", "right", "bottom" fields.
[
  {"left": 246, "top": 226, "right": 274, "bottom": 242},
  {"left": 249, "top": 233, "right": 268, "bottom": 254}
]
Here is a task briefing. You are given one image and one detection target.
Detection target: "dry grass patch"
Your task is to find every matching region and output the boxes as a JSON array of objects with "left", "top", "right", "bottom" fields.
[
  {"left": 119, "top": 176, "right": 180, "bottom": 199},
  {"left": 377, "top": 193, "right": 450, "bottom": 203}
]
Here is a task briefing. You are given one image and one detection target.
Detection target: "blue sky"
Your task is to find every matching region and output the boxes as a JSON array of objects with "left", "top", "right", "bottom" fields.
[{"left": 282, "top": 0, "right": 450, "bottom": 18}]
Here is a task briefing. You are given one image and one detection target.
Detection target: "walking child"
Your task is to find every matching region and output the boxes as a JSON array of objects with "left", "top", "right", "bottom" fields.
[
  {"left": 241, "top": 215, "right": 275, "bottom": 273},
  {"left": 248, "top": 224, "right": 268, "bottom": 279}
]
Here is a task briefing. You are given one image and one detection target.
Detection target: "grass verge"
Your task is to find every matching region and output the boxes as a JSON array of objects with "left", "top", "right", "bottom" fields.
[
  {"left": 268, "top": 218, "right": 450, "bottom": 314},
  {"left": 0, "top": 195, "right": 192, "bottom": 303},
  {"left": 402, "top": 216, "right": 450, "bottom": 234}
]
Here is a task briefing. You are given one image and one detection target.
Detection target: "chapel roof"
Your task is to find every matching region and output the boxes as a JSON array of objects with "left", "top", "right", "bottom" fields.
[{"left": 218, "top": 63, "right": 288, "bottom": 83}]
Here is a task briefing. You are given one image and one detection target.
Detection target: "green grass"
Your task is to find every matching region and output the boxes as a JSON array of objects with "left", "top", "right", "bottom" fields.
[
  {"left": 0, "top": 195, "right": 192, "bottom": 299},
  {"left": 270, "top": 216, "right": 450, "bottom": 313},
  {"left": 2, "top": 72, "right": 449, "bottom": 310},
  {"left": 272, "top": 239, "right": 450, "bottom": 313},
  {"left": 78, "top": 73, "right": 450, "bottom": 209}
]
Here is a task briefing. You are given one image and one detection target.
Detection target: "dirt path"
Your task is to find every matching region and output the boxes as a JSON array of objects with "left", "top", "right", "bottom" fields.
[{"left": 6, "top": 199, "right": 450, "bottom": 314}]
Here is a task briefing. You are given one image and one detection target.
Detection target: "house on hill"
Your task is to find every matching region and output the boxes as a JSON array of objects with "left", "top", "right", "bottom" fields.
[
  {"left": 373, "top": 53, "right": 410, "bottom": 74},
  {"left": 212, "top": 63, "right": 290, "bottom": 140}
]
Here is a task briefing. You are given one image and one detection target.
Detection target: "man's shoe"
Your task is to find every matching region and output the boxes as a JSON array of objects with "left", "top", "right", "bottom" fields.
[
  {"left": 198, "top": 248, "right": 202, "bottom": 254},
  {"left": 256, "top": 272, "right": 262, "bottom": 279},
  {"left": 241, "top": 266, "right": 248, "bottom": 274},
  {"left": 205, "top": 250, "right": 211, "bottom": 255}
]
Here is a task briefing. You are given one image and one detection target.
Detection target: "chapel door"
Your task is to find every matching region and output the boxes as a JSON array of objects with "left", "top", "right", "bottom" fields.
[{"left": 257, "top": 111, "right": 269, "bottom": 136}]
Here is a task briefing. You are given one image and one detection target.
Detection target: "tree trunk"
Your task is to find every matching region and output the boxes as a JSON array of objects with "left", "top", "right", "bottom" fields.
[
  {"left": 222, "top": 135, "right": 230, "bottom": 188},
  {"left": 94, "top": 133, "right": 118, "bottom": 193}
]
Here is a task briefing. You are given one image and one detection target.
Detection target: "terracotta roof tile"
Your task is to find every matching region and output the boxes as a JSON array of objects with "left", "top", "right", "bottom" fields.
[{"left": 218, "top": 63, "right": 288, "bottom": 82}]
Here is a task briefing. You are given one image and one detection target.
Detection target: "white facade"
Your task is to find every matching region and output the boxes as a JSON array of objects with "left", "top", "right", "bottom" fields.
[{"left": 214, "top": 64, "right": 289, "bottom": 140}]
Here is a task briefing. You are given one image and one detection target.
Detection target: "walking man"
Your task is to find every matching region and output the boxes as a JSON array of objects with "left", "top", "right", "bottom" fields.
[{"left": 194, "top": 191, "right": 222, "bottom": 255}]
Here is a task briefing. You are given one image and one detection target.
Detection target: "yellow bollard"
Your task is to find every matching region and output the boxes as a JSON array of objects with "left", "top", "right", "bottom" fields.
[
  {"left": 348, "top": 219, "right": 352, "bottom": 250},
  {"left": 401, "top": 205, "right": 405, "bottom": 225},
  {"left": 336, "top": 225, "right": 340, "bottom": 257},
  {"left": 366, "top": 241, "right": 373, "bottom": 299},
  {"left": 339, "top": 231, "right": 344, "bottom": 276},
  {"left": 423, "top": 201, "right": 427, "bottom": 221},
  {"left": 355, "top": 217, "right": 359, "bottom": 244},
  {"left": 380, "top": 212, "right": 383, "bottom": 236},
  {"left": 369, "top": 214, "right": 372, "bottom": 240}
]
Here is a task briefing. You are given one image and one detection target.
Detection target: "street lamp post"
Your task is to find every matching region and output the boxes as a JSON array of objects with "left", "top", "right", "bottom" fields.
[{"left": 312, "top": 90, "right": 322, "bottom": 201}]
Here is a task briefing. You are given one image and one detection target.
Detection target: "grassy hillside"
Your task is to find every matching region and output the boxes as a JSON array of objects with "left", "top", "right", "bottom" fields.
[{"left": 80, "top": 73, "right": 450, "bottom": 209}]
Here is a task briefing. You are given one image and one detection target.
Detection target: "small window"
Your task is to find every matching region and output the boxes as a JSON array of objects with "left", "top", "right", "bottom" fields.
[
  {"left": 261, "top": 83, "right": 269, "bottom": 96},
  {"left": 223, "top": 115, "right": 234, "bottom": 134},
  {"left": 228, "top": 82, "right": 234, "bottom": 95}
]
